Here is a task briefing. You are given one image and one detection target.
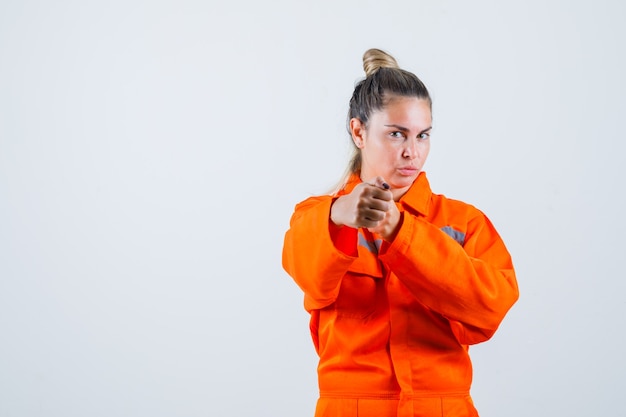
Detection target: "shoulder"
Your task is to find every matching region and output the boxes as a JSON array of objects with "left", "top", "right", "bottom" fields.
[
  {"left": 430, "top": 191, "right": 485, "bottom": 220},
  {"left": 427, "top": 191, "right": 499, "bottom": 245}
]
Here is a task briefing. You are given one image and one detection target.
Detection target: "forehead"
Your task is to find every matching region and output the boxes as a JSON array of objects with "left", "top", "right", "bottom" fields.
[{"left": 371, "top": 96, "right": 432, "bottom": 128}]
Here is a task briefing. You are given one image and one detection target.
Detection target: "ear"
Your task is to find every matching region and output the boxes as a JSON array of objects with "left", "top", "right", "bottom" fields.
[{"left": 350, "top": 118, "right": 366, "bottom": 149}]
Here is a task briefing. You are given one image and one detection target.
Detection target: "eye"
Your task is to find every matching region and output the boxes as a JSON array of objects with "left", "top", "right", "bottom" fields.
[
  {"left": 418, "top": 132, "right": 430, "bottom": 141},
  {"left": 390, "top": 131, "right": 405, "bottom": 139}
]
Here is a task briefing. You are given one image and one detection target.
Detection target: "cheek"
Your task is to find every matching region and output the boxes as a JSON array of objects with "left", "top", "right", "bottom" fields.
[
  {"left": 370, "top": 142, "right": 393, "bottom": 159},
  {"left": 384, "top": 147, "right": 402, "bottom": 163}
]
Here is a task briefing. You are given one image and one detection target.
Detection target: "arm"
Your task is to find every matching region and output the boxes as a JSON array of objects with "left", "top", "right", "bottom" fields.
[
  {"left": 379, "top": 210, "right": 519, "bottom": 344},
  {"left": 282, "top": 196, "right": 358, "bottom": 311},
  {"left": 282, "top": 179, "right": 394, "bottom": 312}
]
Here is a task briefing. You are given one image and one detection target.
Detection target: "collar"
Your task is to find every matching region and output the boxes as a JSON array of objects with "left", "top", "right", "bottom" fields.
[{"left": 339, "top": 172, "right": 432, "bottom": 216}]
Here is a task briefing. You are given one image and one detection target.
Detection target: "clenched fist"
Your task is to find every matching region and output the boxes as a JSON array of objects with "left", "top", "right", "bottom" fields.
[{"left": 330, "top": 176, "right": 401, "bottom": 241}]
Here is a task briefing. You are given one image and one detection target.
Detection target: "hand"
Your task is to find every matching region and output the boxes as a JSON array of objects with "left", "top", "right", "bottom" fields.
[
  {"left": 367, "top": 193, "right": 401, "bottom": 242},
  {"left": 330, "top": 177, "right": 401, "bottom": 241}
]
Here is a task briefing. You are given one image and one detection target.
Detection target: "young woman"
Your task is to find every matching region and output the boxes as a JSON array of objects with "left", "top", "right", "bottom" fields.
[{"left": 282, "top": 48, "right": 519, "bottom": 417}]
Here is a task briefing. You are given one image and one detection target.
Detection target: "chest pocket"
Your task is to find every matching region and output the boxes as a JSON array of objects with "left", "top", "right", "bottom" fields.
[{"left": 334, "top": 230, "right": 384, "bottom": 319}]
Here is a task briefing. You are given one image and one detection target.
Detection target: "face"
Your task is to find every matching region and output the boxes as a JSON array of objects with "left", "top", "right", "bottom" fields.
[{"left": 351, "top": 96, "right": 432, "bottom": 199}]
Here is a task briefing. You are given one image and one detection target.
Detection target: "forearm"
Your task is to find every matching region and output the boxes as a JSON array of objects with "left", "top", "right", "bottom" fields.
[
  {"left": 282, "top": 197, "right": 358, "bottom": 310},
  {"left": 380, "top": 212, "right": 519, "bottom": 331}
]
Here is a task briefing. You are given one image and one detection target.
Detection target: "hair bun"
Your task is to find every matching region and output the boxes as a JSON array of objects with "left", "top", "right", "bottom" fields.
[{"left": 363, "top": 48, "right": 399, "bottom": 77}]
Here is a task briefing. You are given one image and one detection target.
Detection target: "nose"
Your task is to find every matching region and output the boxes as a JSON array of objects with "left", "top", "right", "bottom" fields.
[{"left": 402, "top": 139, "right": 417, "bottom": 159}]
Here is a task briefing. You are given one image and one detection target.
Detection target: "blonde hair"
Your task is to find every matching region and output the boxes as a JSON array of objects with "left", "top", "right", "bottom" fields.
[
  {"left": 332, "top": 48, "right": 431, "bottom": 194},
  {"left": 363, "top": 48, "right": 400, "bottom": 76}
]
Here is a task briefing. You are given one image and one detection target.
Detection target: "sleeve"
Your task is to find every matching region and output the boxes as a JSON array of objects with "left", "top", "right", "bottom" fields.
[
  {"left": 282, "top": 196, "right": 359, "bottom": 312},
  {"left": 379, "top": 210, "right": 519, "bottom": 345}
]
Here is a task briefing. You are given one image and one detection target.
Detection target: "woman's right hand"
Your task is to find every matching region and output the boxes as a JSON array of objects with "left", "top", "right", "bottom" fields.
[{"left": 330, "top": 177, "right": 393, "bottom": 230}]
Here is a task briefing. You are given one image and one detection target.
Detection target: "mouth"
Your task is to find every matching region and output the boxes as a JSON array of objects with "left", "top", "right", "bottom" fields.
[{"left": 397, "top": 166, "right": 419, "bottom": 176}]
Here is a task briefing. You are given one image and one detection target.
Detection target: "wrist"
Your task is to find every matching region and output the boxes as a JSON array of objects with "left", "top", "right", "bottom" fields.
[
  {"left": 329, "top": 197, "right": 345, "bottom": 227},
  {"left": 382, "top": 211, "right": 403, "bottom": 242}
]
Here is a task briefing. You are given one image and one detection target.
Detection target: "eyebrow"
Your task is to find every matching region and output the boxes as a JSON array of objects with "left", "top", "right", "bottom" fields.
[{"left": 384, "top": 124, "right": 432, "bottom": 134}]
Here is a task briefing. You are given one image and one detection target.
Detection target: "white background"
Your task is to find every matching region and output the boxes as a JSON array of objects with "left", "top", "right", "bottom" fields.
[{"left": 1, "top": 1, "right": 625, "bottom": 416}]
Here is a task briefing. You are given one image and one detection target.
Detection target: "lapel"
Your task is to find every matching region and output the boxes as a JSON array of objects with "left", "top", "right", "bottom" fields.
[{"left": 335, "top": 173, "right": 433, "bottom": 278}]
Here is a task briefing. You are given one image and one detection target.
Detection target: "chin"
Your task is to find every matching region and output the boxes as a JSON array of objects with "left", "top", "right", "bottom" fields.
[
  {"left": 393, "top": 174, "right": 418, "bottom": 188},
  {"left": 390, "top": 180, "right": 413, "bottom": 190}
]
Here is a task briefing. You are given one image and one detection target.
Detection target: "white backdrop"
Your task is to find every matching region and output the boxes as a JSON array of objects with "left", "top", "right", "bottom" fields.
[{"left": 1, "top": 1, "right": 625, "bottom": 416}]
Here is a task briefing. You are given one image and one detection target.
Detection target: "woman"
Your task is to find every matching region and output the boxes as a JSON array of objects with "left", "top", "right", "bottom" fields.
[{"left": 282, "top": 48, "right": 519, "bottom": 417}]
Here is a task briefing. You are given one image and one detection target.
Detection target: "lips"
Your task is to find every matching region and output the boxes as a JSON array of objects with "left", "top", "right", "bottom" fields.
[{"left": 397, "top": 166, "right": 418, "bottom": 176}]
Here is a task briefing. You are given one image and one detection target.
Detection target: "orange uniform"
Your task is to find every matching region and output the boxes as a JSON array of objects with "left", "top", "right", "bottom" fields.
[{"left": 282, "top": 172, "right": 519, "bottom": 417}]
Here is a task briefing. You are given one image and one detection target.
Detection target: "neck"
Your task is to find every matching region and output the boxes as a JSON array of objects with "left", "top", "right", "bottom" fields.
[{"left": 391, "top": 186, "right": 410, "bottom": 201}]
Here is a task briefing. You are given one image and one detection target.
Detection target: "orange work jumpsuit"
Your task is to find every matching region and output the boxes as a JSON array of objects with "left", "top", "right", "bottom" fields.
[{"left": 282, "top": 172, "right": 519, "bottom": 417}]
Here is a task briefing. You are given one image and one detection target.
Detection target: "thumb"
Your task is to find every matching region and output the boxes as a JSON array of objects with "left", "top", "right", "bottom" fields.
[{"left": 372, "top": 176, "right": 390, "bottom": 190}]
